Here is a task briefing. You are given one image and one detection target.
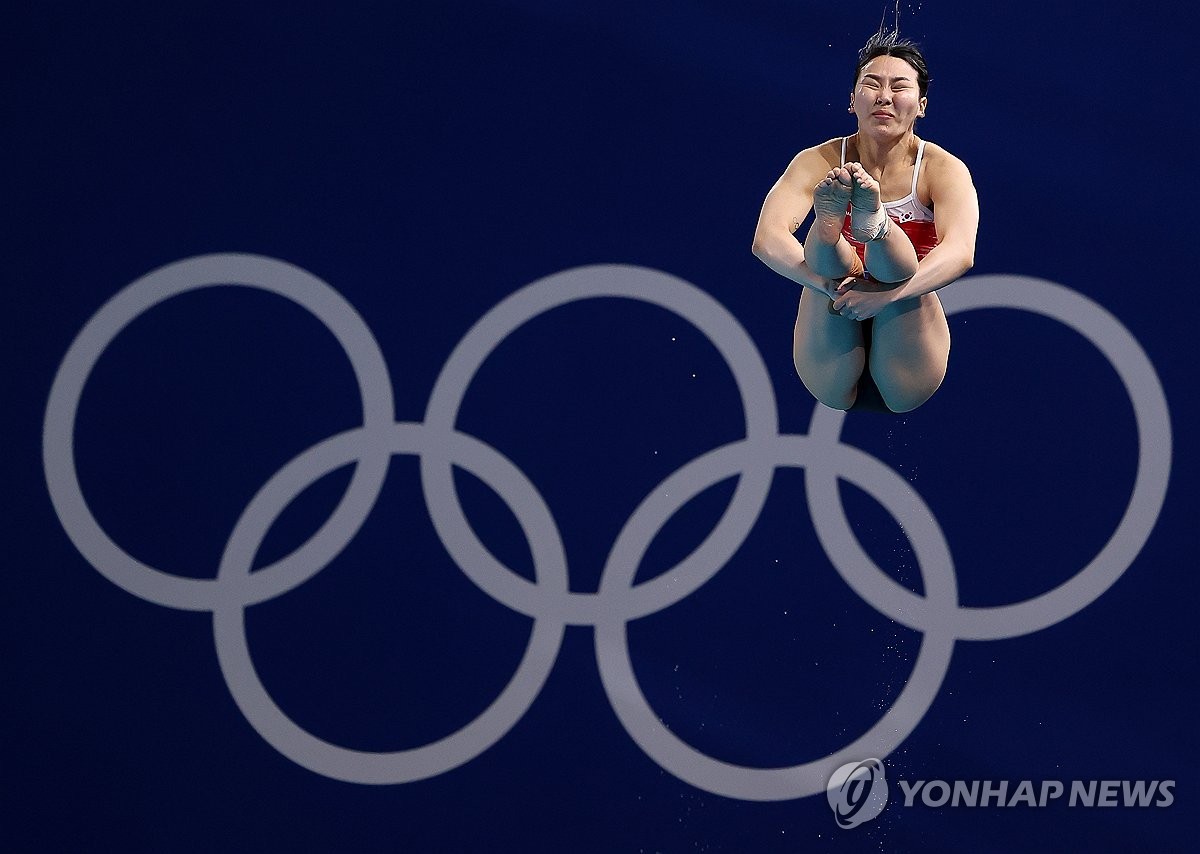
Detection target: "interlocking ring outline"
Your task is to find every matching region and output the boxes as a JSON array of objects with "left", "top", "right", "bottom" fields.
[{"left": 43, "top": 255, "right": 1172, "bottom": 799}]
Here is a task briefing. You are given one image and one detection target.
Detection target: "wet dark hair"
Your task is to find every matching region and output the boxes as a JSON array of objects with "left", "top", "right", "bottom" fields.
[{"left": 852, "top": 31, "right": 930, "bottom": 98}]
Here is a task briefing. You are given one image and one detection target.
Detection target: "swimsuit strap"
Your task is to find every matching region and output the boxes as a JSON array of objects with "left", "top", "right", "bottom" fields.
[
  {"left": 911, "top": 138, "right": 926, "bottom": 197},
  {"left": 841, "top": 136, "right": 848, "bottom": 164}
]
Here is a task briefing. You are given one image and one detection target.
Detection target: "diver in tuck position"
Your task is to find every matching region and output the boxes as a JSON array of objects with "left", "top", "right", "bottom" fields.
[{"left": 752, "top": 31, "right": 979, "bottom": 412}]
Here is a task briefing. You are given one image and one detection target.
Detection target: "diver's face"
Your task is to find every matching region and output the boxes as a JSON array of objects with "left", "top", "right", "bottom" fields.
[{"left": 851, "top": 55, "right": 926, "bottom": 133}]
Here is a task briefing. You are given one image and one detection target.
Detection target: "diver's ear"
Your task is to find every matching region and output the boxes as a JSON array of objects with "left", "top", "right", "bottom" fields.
[{"left": 918, "top": 96, "right": 927, "bottom": 117}]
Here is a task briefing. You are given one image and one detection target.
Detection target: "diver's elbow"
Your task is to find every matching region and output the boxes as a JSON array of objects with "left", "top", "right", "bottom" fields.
[{"left": 751, "top": 232, "right": 775, "bottom": 262}]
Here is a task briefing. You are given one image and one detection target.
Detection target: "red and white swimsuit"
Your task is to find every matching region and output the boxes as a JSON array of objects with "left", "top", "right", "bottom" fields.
[{"left": 840, "top": 136, "right": 939, "bottom": 264}]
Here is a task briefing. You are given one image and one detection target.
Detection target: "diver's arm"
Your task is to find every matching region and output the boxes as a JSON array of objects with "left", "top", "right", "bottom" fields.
[
  {"left": 752, "top": 148, "right": 839, "bottom": 296},
  {"left": 890, "top": 153, "right": 978, "bottom": 299}
]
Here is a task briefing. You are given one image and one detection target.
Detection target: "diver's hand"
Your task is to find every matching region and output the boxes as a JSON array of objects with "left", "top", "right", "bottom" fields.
[{"left": 831, "top": 278, "right": 900, "bottom": 321}]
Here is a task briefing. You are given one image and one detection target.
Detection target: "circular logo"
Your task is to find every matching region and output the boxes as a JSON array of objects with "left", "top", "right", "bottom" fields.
[{"left": 827, "top": 759, "right": 889, "bottom": 828}]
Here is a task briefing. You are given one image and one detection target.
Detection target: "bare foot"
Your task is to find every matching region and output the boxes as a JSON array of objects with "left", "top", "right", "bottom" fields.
[
  {"left": 812, "top": 167, "right": 854, "bottom": 237},
  {"left": 847, "top": 162, "right": 890, "bottom": 242}
]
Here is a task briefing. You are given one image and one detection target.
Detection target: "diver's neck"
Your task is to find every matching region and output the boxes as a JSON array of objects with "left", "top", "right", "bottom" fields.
[{"left": 851, "top": 131, "right": 918, "bottom": 174}]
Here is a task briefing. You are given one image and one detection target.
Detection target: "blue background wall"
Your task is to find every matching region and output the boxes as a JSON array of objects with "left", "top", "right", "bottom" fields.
[{"left": 6, "top": 1, "right": 1195, "bottom": 851}]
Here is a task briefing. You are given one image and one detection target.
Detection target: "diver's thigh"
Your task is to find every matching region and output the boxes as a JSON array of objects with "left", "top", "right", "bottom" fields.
[
  {"left": 868, "top": 293, "right": 950, "bottom": 411},
  {"left": 793, "top": 289, "right": 866, "bottom": 408}
]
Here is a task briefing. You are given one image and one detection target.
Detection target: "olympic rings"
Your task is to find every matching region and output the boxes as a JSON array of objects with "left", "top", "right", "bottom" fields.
[{"left": 43, "top": 256, "right": 1172, "bottom": 797}]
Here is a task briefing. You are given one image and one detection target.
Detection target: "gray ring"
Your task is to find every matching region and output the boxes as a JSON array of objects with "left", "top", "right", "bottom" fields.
[
  {"left": 213, "top": 423, "right": 566, "bottom": 784},
  {"left": 42, "top": 254, "right": 394, "bottom": 611}
]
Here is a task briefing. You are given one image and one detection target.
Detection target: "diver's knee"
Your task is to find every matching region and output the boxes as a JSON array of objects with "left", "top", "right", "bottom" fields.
[
  {"left": 798, "top": 370, "right": 857, "bottom": 410},
  {"left": 880, "top": 395, "right": 924, "bottom": 413},
  {"left": 794, "top": 362, "right": 859, "bottom": 410},
  {"left": 819, "top": 395, "right": 856, "bottom": 411},
  {"left": 879, "top": 380, "right": 940, "bottom": 413}
]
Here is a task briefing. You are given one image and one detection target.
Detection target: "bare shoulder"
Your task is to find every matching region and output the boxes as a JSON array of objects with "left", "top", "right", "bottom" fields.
[
  {"left": 758, "top": 137, "right": 845, "bottom": 234},
  {"left": 920, "top": 141, "right": 974, "bottom": 185},
  {"left": 778, "top": 137, "right": 846, "bottom": 187}
]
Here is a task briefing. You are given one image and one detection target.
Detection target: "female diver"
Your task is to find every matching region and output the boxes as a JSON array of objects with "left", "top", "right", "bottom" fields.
[{"left": 752, "top": 33, "right": 979, "bottom": 412}]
